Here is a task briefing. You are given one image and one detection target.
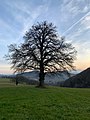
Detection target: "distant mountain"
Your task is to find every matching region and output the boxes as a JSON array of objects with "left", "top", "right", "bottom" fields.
[
  {"left": 0, "top": 74, "right": 15, "bottom": 78},
  {"left": 18, "top": 70, "right": 73, "bottom": 86},
  {"left": 62, "top": 67, "right": 90, "bottom": 88}
]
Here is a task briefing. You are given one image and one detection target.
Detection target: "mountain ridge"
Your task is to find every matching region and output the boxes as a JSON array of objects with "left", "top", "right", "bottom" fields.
[
  {"left": 18, "top": 70, "right": 73, "bottom": 85},
  {"left": 62, "top": 67, "right": 90, "bottom": 88}
]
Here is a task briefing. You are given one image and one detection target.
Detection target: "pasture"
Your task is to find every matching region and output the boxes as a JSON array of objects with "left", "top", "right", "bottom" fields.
[{"left": 0, "top": 78, "right": 90, "bottom": 120}]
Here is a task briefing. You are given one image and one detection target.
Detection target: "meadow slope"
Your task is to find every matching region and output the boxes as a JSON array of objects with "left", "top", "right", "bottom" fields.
[{"left": 0, "top": 78, "right": 90, "bottom": 120}]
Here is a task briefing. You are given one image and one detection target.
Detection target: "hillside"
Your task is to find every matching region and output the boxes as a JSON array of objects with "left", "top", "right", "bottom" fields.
[
  {"left": 19, "top": 70, "right": 72, "bottom": 85},
  {"left": 62, "top": 67, "right": 90, "bottom": 88}
]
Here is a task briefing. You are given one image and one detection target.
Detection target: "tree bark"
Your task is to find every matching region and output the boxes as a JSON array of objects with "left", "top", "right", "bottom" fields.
[
  {"left": 39, "top": 71, "right": 45, "bottom": 87},
  {"left": 38, "top": 63, "right": 45, "bottom": 87}
]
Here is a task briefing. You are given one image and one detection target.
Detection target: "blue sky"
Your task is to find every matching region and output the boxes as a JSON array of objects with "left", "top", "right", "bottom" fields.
[{"left": 0, "top": 0, "right": 90, "bottom": 74}]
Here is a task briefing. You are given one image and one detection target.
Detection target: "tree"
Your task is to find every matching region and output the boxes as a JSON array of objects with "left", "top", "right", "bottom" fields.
[{"left": 7, "top": 21, "right": 76, "bottom": 87}]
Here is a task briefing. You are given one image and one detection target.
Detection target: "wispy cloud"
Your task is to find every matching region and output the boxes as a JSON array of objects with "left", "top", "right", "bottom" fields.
[
  {"left": 0, "top": 0, "right": 90, "bottom": 72},
  {"left": 62, "top": 11, "right": 90, "bottom": 35},
  {"left": 81, "top": 15, "right": 90, "bottom": 30},
  {"left": 5, "top": 0, "right": 50, "bottom": 43}
]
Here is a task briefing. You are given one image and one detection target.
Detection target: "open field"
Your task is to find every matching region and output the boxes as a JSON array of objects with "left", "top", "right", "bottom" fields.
[
  {"left": 0, "top": 78, "right": 90, "bottom": 120},
  {"left": 0, "top": 78, "right": 15, "bottom": 87}
]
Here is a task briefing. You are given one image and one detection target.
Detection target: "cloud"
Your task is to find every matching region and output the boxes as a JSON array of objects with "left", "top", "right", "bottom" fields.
[
  {"left": 0, "top": 19, "right": 15, "bottom": 34},
  {"left": 82, "top": 6, "right": 89, "bottom": 13},
  {"left": 57, "top": 0, "right": 90, "bottom": 35},
  {"left": 0, "top": 0, "right": 50, "bottom": 44},
  {"left": 81, "top": 15, "right": 90, "bottom": 30},
  {"left": 5, "top": 0, "right": 50, "bottom": 42},
  {"left": 71, "top": 14, "right": 90, "bottom": 38},
  {"left": 0, "top": 0, "right": 90, "bottom": 72},
  {"left": 61, "top": 0, "right": 90, "bottom": 20},
  {"left": 60, "top": 0, "right": 78, "bottom": 22},
  {"left": 0, "top": 19, "right": 19, "bottom": 47},
  {"left": 62, "top": 11, "right": 90, "bottom": 35}
]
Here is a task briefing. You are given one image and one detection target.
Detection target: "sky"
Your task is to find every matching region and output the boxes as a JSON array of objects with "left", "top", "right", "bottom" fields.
[{"left": 0, "top": 0, "right": 90, "bottom": 74}]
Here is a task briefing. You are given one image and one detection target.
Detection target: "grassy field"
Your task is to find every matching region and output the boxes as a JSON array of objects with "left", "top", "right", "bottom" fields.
[
  {"left": 0, "top": 78, "right": 15, "bottom": 87},
  {"left": 0, "top": 78, "right": 90, "bottom": 120}
]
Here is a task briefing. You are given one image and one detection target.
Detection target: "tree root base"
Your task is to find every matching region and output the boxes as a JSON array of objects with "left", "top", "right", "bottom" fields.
[{"left": 35, "top": 85, "right": 46, "bottom": 88}]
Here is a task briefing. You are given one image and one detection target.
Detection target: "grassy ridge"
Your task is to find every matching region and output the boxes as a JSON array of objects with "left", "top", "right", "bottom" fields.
[{"left": 0, "top": 79, "right": 90, "bottom": 120}]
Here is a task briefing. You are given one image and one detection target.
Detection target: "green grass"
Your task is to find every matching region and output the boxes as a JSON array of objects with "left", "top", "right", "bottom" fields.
[
  {"left": 0, "top": 78, "right": 90, "bottom": 120},
  {"left": 0, "top": 78, "right": 15, "bottom": 87}
]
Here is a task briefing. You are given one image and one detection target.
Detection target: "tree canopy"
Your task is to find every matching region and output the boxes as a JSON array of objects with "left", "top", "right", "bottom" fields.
[{"left": 7, "top": 21, "right": 77, "bottom": 87}]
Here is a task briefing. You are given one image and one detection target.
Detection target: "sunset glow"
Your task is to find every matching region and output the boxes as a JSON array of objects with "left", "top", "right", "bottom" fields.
[{"left": 0, "top": 0, "right": 90, "bottom": 74}]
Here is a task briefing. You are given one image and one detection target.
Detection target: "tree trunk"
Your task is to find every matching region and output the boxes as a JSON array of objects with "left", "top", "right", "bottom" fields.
[
  {"left": 38, "top": 44, "right": 45, "bottom": 87},
  {"left": 39, "top": 71, "right": 45, "bottom": 87},
  {"left": 38, "top": 63, "right": 45, "bottom": 87}
]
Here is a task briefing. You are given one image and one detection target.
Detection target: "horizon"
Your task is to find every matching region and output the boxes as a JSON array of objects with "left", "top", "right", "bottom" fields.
[{"left": 0, "top": 0, "right": 90, "bottom": 74}]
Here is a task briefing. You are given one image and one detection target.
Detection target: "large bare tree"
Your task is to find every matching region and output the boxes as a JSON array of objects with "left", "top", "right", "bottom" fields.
[{"left": 7, "top": 21, "right": 76, "bottom": 87}]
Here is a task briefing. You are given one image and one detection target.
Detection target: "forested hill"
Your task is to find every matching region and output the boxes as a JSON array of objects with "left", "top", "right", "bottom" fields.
[
  {"left": 62, "top": 67, "right": 90, "bottom": 88},
  {"left": 18, "top": 70, "right": 72, "bottom": 85}
]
